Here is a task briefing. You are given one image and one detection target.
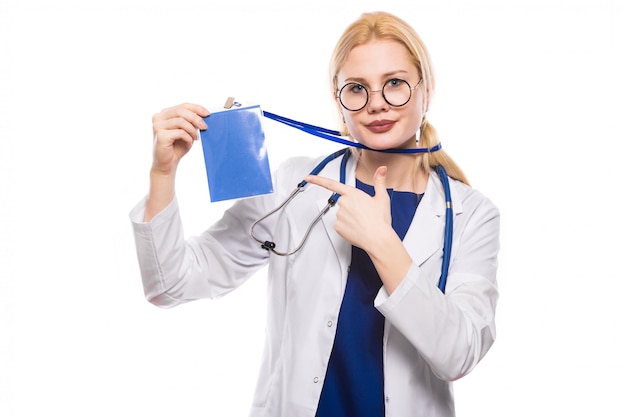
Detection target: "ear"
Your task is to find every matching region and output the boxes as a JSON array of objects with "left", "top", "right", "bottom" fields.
[
  {"left": 419, "top": 76, "right": 432, "bottom": 114},
  {"left": 421, "top": 89, "right": 430, "bottom": 115},
  {"left": 334, "top": 98, "right": 350, "bottom": 136}
]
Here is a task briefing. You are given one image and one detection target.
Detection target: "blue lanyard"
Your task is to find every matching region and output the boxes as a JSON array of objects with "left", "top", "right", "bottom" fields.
[{"left": 263, "top": 111, "right": 442, "bottom": 154}]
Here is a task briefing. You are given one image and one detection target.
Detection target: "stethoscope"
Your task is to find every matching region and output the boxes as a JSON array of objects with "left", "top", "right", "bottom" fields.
[{"left": 248, "top": 111, "right": 453, "bottom": 294}]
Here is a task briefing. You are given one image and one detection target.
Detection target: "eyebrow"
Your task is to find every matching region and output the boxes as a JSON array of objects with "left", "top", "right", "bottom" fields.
[{"left": 343, "top": 70, "right": 411, "bottom": 84}]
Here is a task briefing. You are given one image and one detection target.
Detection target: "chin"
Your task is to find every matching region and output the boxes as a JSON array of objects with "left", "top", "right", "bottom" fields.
[
  {"left": 354, "top": 128, "right": 417, "bottom": 150},
  {"left": 360, "top": 138, "right": 416, "bottom": 151}
]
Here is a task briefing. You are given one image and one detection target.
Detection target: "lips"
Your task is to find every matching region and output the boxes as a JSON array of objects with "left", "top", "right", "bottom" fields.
[{"left": 366, "top": 119, "right": 395, "bottom": 133}]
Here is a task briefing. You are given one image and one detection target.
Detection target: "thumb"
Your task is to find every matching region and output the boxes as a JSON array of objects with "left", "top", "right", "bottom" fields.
[{"left": 373, "top": 166, "right": 389, "bottom": 199}]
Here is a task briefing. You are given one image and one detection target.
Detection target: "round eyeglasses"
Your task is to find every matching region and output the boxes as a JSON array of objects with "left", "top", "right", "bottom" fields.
[
  {"left": 337, "top": 78, "right": 422, "bottom": 111},
  {"left": 337, "top": 78, "right": 423, "bottom": 112}
]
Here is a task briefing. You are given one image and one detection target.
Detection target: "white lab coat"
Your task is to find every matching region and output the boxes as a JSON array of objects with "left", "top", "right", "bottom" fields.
[{"left": 130, "top": 152, "right": 500, "bottom": 417}]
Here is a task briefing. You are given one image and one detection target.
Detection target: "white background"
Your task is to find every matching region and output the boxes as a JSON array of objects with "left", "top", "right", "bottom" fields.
[{"left": 1, "top": 0, "right": 625, "bottom": 415}]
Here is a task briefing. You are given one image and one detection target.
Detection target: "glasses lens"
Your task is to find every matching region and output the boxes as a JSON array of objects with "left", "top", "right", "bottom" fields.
[
  {"left": 382, "top": 79, "right": 412, "bottom": 107},
  {"left": 339, "top": 83, "right": 368, "bottom": 111}
]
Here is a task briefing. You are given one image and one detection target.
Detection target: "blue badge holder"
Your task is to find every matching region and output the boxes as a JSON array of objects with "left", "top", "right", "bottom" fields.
[{"left": 199, "top": 105, "right": 273, "bottom": 202}]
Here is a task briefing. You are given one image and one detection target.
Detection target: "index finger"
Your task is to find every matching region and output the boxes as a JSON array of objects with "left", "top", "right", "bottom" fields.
[
  {"left": 158, "top": 103, "right": 210, "bottom": 129},
  {"left": 179, "top": 102, "right": 211, "bottom": 117},
  {"left": 305, "top": 174, "right": 354, "bottom": 196}
]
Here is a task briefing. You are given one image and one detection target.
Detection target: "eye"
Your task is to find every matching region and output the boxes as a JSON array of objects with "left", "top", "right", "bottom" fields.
[
  {"left": 348, "top": 83, "right": 366, "bottom": 94},
  {"left": 385, "top": 78, "right": 404, "bottom": 89}
]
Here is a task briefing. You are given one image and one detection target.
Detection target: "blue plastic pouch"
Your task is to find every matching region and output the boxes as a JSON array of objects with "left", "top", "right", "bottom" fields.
[{"left": 199, "top": 105, "right": 273, "bottom": 202}]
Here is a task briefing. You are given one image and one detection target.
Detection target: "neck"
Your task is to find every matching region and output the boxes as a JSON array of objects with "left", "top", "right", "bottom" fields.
[{"left": 356, "top": 150, "right": 429, "bottom": 193}]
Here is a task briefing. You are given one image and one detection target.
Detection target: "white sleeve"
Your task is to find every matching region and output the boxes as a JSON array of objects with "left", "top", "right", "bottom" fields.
[
  {"left": 375, "top": 193, "right": 500, "bottom": 381},
  {"left": 129, "top": 193, "right": 273, "bottom": 308}
]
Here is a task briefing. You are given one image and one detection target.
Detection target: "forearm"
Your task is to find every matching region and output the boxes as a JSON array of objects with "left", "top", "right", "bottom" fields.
[
  {"left": 375, "top": 196, "right": 500, "bottom": 381},
  {"left": 368, "top": 229, "right": 413, "bottom": 294},
  {"left": 131, "top": 188, "right": 273, "bottom": 307},
  {"left": 144, "top": 168, "right": 176, "bottom": 222},
  {"left": 377, "top": 267, "right": 497, "bottom": 381}
]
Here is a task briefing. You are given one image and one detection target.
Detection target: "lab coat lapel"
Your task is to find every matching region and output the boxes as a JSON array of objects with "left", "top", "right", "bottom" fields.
[
  {"left": 402, "top": 172, "right": 463, "bottom": 266},
  {"left": 317, "top": 152, "right": 356, "bottom": 275}
]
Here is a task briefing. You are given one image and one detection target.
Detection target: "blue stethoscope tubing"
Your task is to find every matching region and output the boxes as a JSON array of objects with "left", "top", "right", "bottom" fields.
[
  {"left": 249, "top": 141, "right": 454, "bottom": 294},
  {"left": 434, "top": 165, "right": 453, "bottom": 293}
]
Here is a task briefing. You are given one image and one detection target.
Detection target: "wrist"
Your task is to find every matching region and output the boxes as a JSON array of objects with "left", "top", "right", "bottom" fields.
[
  {"left": 367, "top": 227, "right": 400, "bottom": 257},
  {"left": 150, "top": 158, "right": 178, "bottom": 177},
  {"left": 149, "top": 167, "right": 176, "bottom": 190}
]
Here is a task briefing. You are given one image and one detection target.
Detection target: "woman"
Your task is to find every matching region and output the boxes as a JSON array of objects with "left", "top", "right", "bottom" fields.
[{"left": 130, "top": 11, "right": 500, "bottom": 417}]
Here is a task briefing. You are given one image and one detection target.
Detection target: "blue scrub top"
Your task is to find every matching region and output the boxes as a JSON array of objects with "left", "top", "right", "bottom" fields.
[{"left": 315, "top": 179, "right": 423, "bottom": 417}]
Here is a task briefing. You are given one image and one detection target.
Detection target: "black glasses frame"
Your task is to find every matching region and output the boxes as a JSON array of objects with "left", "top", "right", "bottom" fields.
[{"left": 336, "top": 78, "right": 423, "bottom": 112}]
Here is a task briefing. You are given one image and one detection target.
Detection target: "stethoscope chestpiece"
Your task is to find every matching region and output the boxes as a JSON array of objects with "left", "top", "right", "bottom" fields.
[{"left": 261, "top": 241, "right": 276, "bottom": 251}]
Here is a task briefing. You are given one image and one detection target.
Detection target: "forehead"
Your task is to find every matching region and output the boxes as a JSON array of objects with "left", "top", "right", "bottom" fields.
[{"left": 338, "top": 39, "right": 416, "bottom": 82}]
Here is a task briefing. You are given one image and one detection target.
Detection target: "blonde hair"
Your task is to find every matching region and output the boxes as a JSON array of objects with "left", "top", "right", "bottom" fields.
[{"left": 329, "top": 11, "right": 470, "bottom": 186}]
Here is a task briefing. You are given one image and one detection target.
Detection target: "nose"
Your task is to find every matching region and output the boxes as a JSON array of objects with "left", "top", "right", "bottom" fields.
[{"left": 367, "top": 88, "right": 388, "bottom": 112}]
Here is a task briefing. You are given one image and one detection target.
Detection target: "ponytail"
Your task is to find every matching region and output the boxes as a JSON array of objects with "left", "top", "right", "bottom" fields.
[{"left": 418, "top": 120, "right": 470, "bottom": 186}]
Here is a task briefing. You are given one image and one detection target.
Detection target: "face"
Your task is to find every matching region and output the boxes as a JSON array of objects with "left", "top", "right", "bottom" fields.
[{"left": 336, "top": 39, "right": 425, "bottom": 150}]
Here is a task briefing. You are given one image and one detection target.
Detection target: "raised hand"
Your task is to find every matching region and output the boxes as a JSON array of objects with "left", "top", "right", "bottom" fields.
[
  {"left": 306, "top": 166, "right": 393, "bottom": 253},
  {"left": 144, "top": 103, "right": 209, "bottom": 221},
  {"left": 151, "top": 103, "right": 210, "bottom": 175}
]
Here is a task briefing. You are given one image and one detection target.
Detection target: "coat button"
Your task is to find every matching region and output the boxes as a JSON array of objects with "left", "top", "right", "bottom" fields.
[
  {"left": 327, "top": 320, "right": 333, "bottom": 327},
  {"left": 313, "top": 377, "right": 320, "bottom": 383}
]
